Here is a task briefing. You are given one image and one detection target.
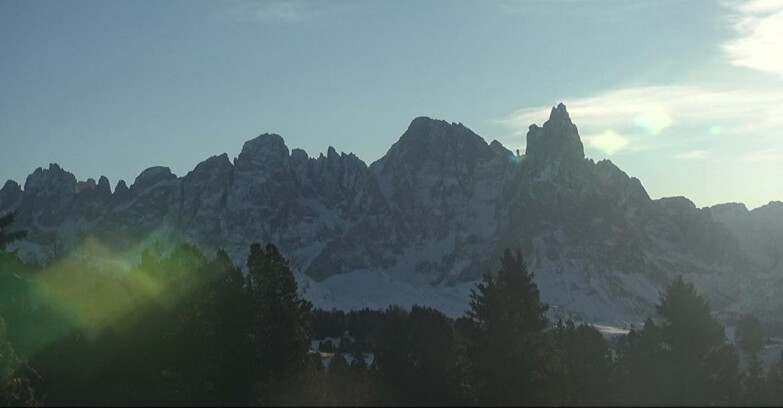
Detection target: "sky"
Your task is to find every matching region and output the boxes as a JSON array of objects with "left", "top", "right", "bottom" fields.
[{"left": 0, "top": 0, "right": 781, "bottom": 209}]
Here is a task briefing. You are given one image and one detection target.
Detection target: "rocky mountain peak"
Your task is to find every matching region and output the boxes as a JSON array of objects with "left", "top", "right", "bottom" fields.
[
  {"left": 549, "top": 102, "right": 572, "bottom": 124},
  {"left": 23, "top": 163, "right": 78, "bottom": 196},
  {"left": 130, "top": 166, "right": 176, "bottom": 195},
  {"left": 4, "top": 108, "right": 777, "bottom": 327},
  {"left": 97, "top": 176, "right": 111, "bottom": 195},
  {"left": 0, "top": 180, "right": 22, "bottom": 197},
  {"left": 383, "top": 116, "right": 492, "bottom": 161},
  {"left": 710, "top": 202, "right": 749, "bottom": 216},
  {"left": 290, "top": 148, "right": 309, "bottom": 164},
  {"left": 239, "top": 133, "right": 289, "bottom": 160},
  {"left": 0, "top": 180, "right": 23, "bottom": 212},
  {"left": 236, "top": 133, "right": 291, "bottom": 175},
  {"left": 326, "top": 146, "right": 339, "bottom": 160},
  {"left": 113, "top": 180, "right": 130, "bottom": 204},
  {"left": 191, "top": 153, "right": 232, "bottom": 175},
  {"left": 404, "top": 116, "right": 471, "bottom": 139},
  {"left": 525, "top": 103, "right": 585, "bottom": 162},
  {"left": 656, "top": 196, "right": 698, "bottom": 216},
  {"left": 489, "top": 139, "right": 513, "bottom": 157},
  {"left": 114, "top": 180, "right": 129, "bottom": 195},
  {"left": 77, "top": 178, "right": 97, "bottom": 192}
]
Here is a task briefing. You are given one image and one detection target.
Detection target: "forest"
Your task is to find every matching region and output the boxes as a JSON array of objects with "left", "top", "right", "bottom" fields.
[{"left": 1, "top": 210, "right": 783, "bottom": 406}]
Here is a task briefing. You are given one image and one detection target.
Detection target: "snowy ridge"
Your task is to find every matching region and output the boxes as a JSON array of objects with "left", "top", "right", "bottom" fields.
[{"left": 1, "top": 104, "right": 780, "bottom": 328}]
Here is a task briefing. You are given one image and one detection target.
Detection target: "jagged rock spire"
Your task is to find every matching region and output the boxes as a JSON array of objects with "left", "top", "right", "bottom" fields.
[{"left": 525, "top": 103, "right": 584, "bottom": 162}]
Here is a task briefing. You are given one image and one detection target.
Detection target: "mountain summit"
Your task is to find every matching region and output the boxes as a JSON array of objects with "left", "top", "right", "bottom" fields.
[
  {"left": 1, "top": 105, "right": 780, "bottom": 326},
  {"left": 526, "top": 103, "right": 585, "bottom": 163}
]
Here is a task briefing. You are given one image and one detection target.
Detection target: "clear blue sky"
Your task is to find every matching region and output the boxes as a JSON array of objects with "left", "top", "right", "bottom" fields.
[{"left": 1, "top": 0, "right": 781, "bottom": 209}]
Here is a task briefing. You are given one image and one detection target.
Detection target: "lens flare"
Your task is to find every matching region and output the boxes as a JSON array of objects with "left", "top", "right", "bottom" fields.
[
  {"left": 585, "top": 129, "right": 629, "bottom": 155},
  {"left": 14, "top": 229, "right": 209, "bottom": 358},
  {"left": 634, "top": 106, "right": 673, "bottom": 135}
]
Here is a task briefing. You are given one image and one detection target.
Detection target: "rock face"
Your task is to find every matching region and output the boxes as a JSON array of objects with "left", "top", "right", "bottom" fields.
[
  {"left": 710, "top": 201, "right": 783, "bottom": 319},
  {"left": 526, "top": 103, "right": 584, "bottom": 164},
  {"left": 0, "top": 104, "right": 778, "bottom": 325}
]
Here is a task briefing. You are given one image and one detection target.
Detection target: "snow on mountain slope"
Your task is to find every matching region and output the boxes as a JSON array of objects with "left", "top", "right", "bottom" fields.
[
  {"left": 709, "top": 202, "right": 783, "bottom": 320},
  {"left": 1, "top": 104, "right": 779, "bottom": 327}
]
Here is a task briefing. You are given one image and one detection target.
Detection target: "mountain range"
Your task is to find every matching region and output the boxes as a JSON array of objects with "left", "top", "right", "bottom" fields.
[{"left": 2, "top": 104, "right": 781, "bottom": 327}]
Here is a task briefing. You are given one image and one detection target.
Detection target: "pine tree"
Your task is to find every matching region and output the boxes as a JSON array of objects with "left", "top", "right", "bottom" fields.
[
  {"left": 767, "top": 352, "right": 783, "bottom": 406},
  {"left": 616, "top": 276, "right": 740, "bottom": 405},
  {"left": 0, "top": 212, "right": 27, "bottom": 252},
  {"left": 658, "top": 277, "right": 740, "bottom": 405},
  {"left": 374, "top": 305, "right": 470, "bottom": 405},
  {"left": 657, "top": 277, "right": 725, "bottom": 359},
  {"left": 737, "top": 314, "right": 770, "bottom": 406},
  {"left": 550, "top": 320, "right": 612, "bottom": 406},
  {"left": 740, "top": 354, "right": 772, "bottom": 406},
  {"left": 0, "top": 317, "right": 41, "bottom": 407},
  {"left": 464, "top": 249, "right": 550, "bottom": 405},
  {"left": 245, "top": 243, "right": 313, "bottom": 404},
  {"left": 737, "top": 314, "right": 765, "bottom": 355},
  {"left": 613, "top": 318, "right": 670, "bottom": 405}
]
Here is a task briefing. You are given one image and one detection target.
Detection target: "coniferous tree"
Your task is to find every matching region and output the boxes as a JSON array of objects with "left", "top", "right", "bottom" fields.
[
  {"left": 0, "top": 317, "right": 41, "bottom": 407},
  {"left": 326, "top": 353, "right": 351, "bottom": 405},
  {"left": 657, "top": 276, "right": 740, "bottom": 405},
  {"left": 464, "top": 249, "right": 550, "bottom": 405},
  {"left": 763, "top": 352, "right": 783, "bottom": 406},
  {"left": 374, "top": 305, "right": 470, "bottom": 406},
  {"left": 740, "top": 354, "right": 772, "bottom": 406},
  {"left": 616, "top": 276, "right": 740, "bottom": 405},
  {"left": 613, "top": 318, "right": 670, "bottom": 405},
  {"left": 737, "top": 314, "right": 770, "bottom": 406},
  {"left": 550, "top": 319, "right": 612, "bottom": 406},
  {"left": 0, "top": 211, "right": 32, "bottom": 340},
  {"left": 245, "top": 243, "right": 313, "bottom": 404},
  {"left": 0, "top": 215, "right": 39, "bottom": 407},
  {"left": 0, "top": 212, "right": 27, "bottom": 252},
  {"left": 737, "top": 314, "right": 765, "bottom": 355}
]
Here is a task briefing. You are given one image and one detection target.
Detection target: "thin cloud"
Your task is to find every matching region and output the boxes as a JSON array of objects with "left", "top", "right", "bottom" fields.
[
  {"left": 221, "top": 1, "right": 318, "bottom": 25},
  {"left": 740, "top": 148, "right": 778, "bottom": 162},
  {"left": 673, "top": 150, "right": 710, "bottom": 161},
  {"left": 723, "top": 0, "right": 783, "bottom": 79},
  {"left": 499, "top": 1, "right": 656, "bottom": 22},
  {"left": 584, "top": 130, "right": 629, "bottom": 155},
  {"left": 495, "top": 85, "right": 783, "bottom": 156}
]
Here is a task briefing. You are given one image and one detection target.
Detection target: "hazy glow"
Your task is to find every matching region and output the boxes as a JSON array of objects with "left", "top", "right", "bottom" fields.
[
  {"left": 507, "top": 153, "right": 522, "bottom": 165},
  {"left": 673, "top": 150, "right": 709, "bottom": 161},
  {"left": 497, "top": 85, "right": 783, "bottom": 155},
  {"left": 634, "top": 106, "right": 673, "bottom": 135},
  {"left": 723, "top": 0, "right": 783, "bottom": 78},
  {"left": 584, "top": 130, "right": 629, "bottom": 155},
  {"left": 496, "top": 81, "right": 782, "bottom": 207},
  {"left": 22, "top": 231, "right": 193, "bottom": 355},
  {"left": 741, "top": 149, "right": 778, "bottom": 162}
]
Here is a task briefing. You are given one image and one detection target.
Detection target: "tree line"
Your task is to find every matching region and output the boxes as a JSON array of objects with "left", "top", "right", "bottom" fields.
[{"left": 1, "top": 210, "right": 782, "bottom": 406}]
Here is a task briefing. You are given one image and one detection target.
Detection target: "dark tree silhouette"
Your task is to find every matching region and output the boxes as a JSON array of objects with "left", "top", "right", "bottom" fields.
[
  {"left": 616, "top": 276, "right": 740, "bottom": 405},
  {"left": 0, "top": 212, "right": 27, "bottom": 252},
  {"left": 613, "top": 318, "right": 669, "bottom": 405},
  {"left": 737, "top": 314, "right": 765, "bottom": 355},
  {"left": 767, "top": 352, "right": 783, "bottom": 405},
  {"left": 464, "top": 249, "right": 550, "bottom": 405},
  {"left": 245, "top": 243, "right": 313, "bottom": 404},
  {"left": 740, "top": 354, "right": 772, "bottom": 406},
  {"left": 550, "top": 319, "right": 612, "bottom": 406},
  {"left": 1, "top": 317, "right": 41, "bottom": 406},
  {"left": 374, "top": 305, "right": 471, "bottom": 405}
]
